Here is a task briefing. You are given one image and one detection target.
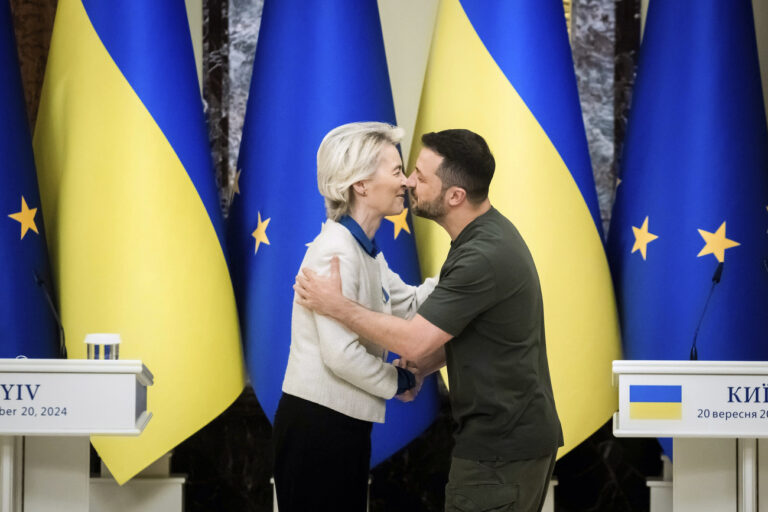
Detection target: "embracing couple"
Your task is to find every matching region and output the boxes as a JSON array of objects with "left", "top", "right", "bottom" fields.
[{"left": 272, "top": 122, "right": 562, "bottom": 512}]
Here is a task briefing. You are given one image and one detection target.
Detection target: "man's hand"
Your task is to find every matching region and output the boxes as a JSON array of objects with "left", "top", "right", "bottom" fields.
[
  {"left": 408, "top": 346, "right": 447, "bottom": 377},
  {"left": 294, "top": 255, "right": 344, "bottom": 317}
]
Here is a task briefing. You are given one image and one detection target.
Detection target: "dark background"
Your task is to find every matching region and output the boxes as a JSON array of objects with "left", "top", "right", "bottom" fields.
[{"left": 171, "top": 382, "right": 663, "bottom": 511}]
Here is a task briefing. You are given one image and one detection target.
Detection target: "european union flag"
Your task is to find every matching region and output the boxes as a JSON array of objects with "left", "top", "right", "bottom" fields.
[
  {"left": 0, "top": 1, "right": 59, "bottom": 359},
  {"left": 607, "top": 1, "right": 768, "bottom": 363},
  {"left": 227, "top": 0, "right": 438, "bottom": 466}
]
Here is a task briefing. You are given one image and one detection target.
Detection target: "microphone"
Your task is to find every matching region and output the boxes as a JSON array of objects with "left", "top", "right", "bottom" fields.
[
  {"left": 712, "top": 261, "right": 723, "bottom": 283},
  {"left": 690, "top": 262, "right": 724, "bottom": 360},
  {"left": 34, "top": 271, "right": 67, "bottom": 358}
]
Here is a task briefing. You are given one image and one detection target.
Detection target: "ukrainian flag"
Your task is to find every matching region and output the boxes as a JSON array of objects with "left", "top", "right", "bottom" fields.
[
  {"left": 33, "top": 0, "right": 245, "bottom": 483},
  {"left": 227, "top": 0, "right": 439, "bottom": 466},
  {"left": 629, "top": 385, "right": 682, "bottom": 420},
  {"left": 0, "top": 0, "right": 59, "bottom": 359},
  {"left": 607, "top": 1, "right": 768, "bottom": 363},
  {"left": 411, "top": 0, "right": 622, "bottom": 456}
]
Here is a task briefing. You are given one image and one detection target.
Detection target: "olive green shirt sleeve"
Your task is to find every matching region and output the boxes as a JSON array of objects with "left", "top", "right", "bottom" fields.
[{"left": 417, "top": 249, "right": 497, "bottom": 337}]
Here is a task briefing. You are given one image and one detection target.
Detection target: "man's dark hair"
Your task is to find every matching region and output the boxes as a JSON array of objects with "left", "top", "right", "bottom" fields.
[{"left": 421, "top": 129, "right": 495, "bottom": 204}]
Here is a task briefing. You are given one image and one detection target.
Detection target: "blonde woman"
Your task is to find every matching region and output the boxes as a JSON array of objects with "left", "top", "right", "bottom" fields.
[{"left": 272, "top": 122, "right": 435, "bottom": 511}]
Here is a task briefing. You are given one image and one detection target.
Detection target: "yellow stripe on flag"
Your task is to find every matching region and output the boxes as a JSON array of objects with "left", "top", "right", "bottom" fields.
[
  {"left": 34, "top": 0, "right": 244, "bottom": 483},
  {"left": 630, "top": 403, "right": 682, "bottom": 420},
  {"left": 412, "top": 0, "right": 621, "bottom": 457}
]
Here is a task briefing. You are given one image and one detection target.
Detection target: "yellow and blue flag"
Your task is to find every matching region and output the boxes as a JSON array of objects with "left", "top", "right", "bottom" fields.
[
  {"left": 629, "top": 385, "right": 682, "bottom": 420},
  {"left": 33, "top": 0, "right": 245, "bottom": 483},
  {"left": 411, "top": 0, "right": 622, "bottom": 457},
  {"left": 227, "top": 0, "right": 439, "bottom": 466},
  {"left": 607, "top": 1, "right": 768, "bottom": 363},
  {"left": 1, "top": 1, "right": 59, "bottom": 359}
]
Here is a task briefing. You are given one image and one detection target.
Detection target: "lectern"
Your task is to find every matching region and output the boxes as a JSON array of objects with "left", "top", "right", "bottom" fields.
[
  {"left": 613, "top": 360, "right": 768, "bottom": 512},
  {"left": 0, "top": 359, "right": 152, "bottom": 512}
]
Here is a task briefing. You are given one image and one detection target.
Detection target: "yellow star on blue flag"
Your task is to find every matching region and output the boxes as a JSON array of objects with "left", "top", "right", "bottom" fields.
[
  {"left": 697, "top": 222, "right": 739, "bottom": 262},
  {"left": 384, "top": 208, "right": 411, "bottom": 239},
  {"left": 252, "top": 211, "right": 271, "bottom": 254},
  {"left": 8, "top": 196, "right": 39, "bottom": 239},
  {"left": 631, "top": 216, "right": 658, "bottom": 260}
]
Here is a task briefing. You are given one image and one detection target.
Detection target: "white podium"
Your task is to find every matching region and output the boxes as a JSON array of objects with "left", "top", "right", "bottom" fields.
[
  {"left": 0, "top": 359, "right": 152, "bottom": 512},
  {"left": 613, "top": 360, "right": 768, "bottom": 512}
]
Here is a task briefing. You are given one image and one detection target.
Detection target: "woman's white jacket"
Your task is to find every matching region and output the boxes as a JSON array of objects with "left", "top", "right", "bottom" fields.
[{"left": 282, "top": 219, "right": 436, "bottom": 423}]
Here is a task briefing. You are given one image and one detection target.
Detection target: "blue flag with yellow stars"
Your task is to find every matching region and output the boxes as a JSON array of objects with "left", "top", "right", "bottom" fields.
[
  {"left": 227, "top": 0, "right": 439, "bottom": 466},
  {"left": 0, "top": 1, "right": 59, "bottom": 359},
  {"left": 607, "top": 0, "right": 768, "bottom": 364}
]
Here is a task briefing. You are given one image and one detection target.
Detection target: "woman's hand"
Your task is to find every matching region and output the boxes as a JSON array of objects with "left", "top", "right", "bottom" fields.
[{"left": 392, "top": 358, "right": 423, "bottom": 402}]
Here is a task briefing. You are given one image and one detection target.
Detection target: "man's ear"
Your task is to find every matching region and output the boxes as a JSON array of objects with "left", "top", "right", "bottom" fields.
[{"left": 446, "top": 186, "right": 466, "bottom": 207}]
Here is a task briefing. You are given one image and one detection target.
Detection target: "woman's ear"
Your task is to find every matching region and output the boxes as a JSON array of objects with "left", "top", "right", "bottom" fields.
[{"left": 352, "top": 181, "right": 367, "bottom": 197}]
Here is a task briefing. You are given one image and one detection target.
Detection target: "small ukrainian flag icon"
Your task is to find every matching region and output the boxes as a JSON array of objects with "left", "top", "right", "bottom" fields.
[{"left": 629, "top": 385, "right": 682, "bottom": 420}]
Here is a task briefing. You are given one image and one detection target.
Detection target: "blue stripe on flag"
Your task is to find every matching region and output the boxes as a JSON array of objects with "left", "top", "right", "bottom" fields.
[
  {"left": 458, "top": 0, "right": 602, "bottom": 235},
  {"left": 630, "top": 385, "right": 682, "bottom": 403},
  {"left": 80, "top": 0, "right": 225, "bottom": 249}
]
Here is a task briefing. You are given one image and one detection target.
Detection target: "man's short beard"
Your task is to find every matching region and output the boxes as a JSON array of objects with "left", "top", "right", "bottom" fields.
[{"left": 409, "top": 189, "right": 446, "bottom": 220}]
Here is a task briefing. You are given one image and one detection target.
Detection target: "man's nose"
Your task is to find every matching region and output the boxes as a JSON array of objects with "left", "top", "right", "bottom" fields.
[{"left": 405, "top": 174, "right": 416, "bottom": 188}]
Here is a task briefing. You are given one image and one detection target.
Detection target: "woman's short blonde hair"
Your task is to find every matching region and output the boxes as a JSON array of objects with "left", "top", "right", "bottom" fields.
[{"left": 317, "top": 121, "right": 404, "bottom": 220}]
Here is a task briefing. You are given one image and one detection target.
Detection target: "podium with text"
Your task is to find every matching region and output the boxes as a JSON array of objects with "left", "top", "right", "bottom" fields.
[
  {"left": 613, "top": 360, "right": 768, "bottom": 512},
  {"left": 0, "top": 359, "right": 153, "bottom": 512}
]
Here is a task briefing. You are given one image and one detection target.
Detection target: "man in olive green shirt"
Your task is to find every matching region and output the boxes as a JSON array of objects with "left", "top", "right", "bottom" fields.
[{"left": 295, "top": 129, "right": 562, "bottom": 512}]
